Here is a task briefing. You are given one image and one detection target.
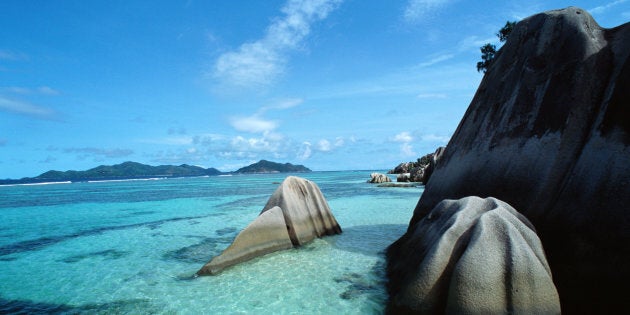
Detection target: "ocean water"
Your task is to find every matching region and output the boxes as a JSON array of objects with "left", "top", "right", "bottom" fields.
[{"left": 0, "top": 171, "right": 421, "bottom": 314}]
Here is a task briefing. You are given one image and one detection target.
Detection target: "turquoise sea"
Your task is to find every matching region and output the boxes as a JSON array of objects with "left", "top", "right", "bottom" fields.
[{"left": 0, "top": 171, "right": 421, "bottom": 314}]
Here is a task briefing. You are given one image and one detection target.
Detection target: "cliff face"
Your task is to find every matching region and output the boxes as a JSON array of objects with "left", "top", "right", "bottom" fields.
[{"left": 387, "top": 7, "right": 630, "bottom": 314}]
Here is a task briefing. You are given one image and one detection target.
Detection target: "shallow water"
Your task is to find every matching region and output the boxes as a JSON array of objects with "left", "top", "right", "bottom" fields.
[{"left": 0, "top": 171, "right": 421, "bottom": 314}]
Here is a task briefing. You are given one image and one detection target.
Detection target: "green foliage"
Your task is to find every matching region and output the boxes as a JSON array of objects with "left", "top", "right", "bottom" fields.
[
  {"left": 497, "top": 21, "right": 516, "bottom": 42},
  {"left": 0, "top": 161, "right": 222, "bottom": 184},
  {"left": 477, "top": 20, "right": 517, "bottom": 73},
  {"left": 477, "top": 43, "right": 497, "bottom": 73},
  {"left": 235, "top": 160, "right": 311, "bottom": 173}
]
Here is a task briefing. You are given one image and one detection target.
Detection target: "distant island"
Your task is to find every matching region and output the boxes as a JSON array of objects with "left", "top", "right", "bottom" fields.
[
  {"left": 234, "top": 160, "right": 311, "bottom": 174},
  {"left": 0, "top": 161, "right": 222, "bottom": 185},
  {"left": 0, "top": 160, "right": 312, "bottom": 185}
]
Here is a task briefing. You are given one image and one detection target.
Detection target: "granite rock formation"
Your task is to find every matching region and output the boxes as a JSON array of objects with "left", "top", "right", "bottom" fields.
[
  {"left": 389, "top": 147, "right": 445, "bottom": 184},
  {"left": 367, "top": 172, "right": 392, "bottom": 183},
  {"left": 261, "top": 176, "right": 342, "bottom": 246},
  {"left": 198, "top": 176, "right": 341, "bottom": 275},
  {"left": 387, "top": 197, "right": 560, "bottom": 314},
  {"left": 387, "top": 7, "right": 630, "bottom": 314}
]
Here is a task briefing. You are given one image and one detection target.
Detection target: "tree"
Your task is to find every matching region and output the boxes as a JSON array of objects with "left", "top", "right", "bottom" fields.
[
  {"left": 497, "top": 21, "right": 517, "bottom": 43},
  {"left": 476, "top": 43, "right": 496, "bottom": 73},
  {"left": 477, "top": 21, "right": 517, "bottom": 73}
]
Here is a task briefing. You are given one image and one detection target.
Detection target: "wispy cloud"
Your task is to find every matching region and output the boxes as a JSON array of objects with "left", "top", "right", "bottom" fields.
[
  {"left": 2, "top": 86, "right": 60, "bottom": 95},
  {"left": 390, "top": 131, "right": 417, "bottom": 157},
  {"left": 416, "top": 93, "right": 447, "bottom": 99},
  {"left": 212, "top": 0, "right": 342, "bottom": 88},
  {"left": 403, "top": 0, "right": 452, "bottom": 23},
  {"left": 421, "top": 133, "right": 450, "bottom": 143},
  {"left": 417, "top": 54, "right": 454, "bottom": 68},
  {"left": 62, "top": 147, "right": 134, "bottom": 161},
  {"left": 0, "top": 49, "right": 28, "bottom": 61},
  {"left": 590, "top": 0, "right": 629, "bottom": 14},
  {"left": 0, "top": 96, "right": 57, "bottom": 120},
  {"left": 260, "top": 98, "right": 303, "bottom": 112},
  {"left": 230, "top": 98, "right": 302, "bottom": 133},
  {"left": 400, "top": 142, "right": 416, "bottom": 157},
  {"left": 457, "top": 35, "right": 497, "bottom": 53},
  {"left": 315, "top": 136, "right": 347, "bottom": 152},
  {"left": 230, "top": 115, "right": 278, "bottom": 133},
  {"left": 297, "top": 141, "right": 312, "bottom": 160},
  {"left": 391, "top": 131, "right": 414, "bottom": 143}
]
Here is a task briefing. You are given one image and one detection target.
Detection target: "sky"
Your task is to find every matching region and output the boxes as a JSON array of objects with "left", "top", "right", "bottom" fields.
[{"left": 1, "top": 0, "right": 628, "bottom": 178}]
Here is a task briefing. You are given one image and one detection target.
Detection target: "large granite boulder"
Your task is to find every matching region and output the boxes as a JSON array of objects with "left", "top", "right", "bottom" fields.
[
  {"left": 387, "top": 197, "right": 560, "bottom": 314},
  {"left": 198, "top": 176, "right": 341, "bottom": 275},
  {"left": 368, "top": 172, "right": 392, "bottom": 183},
  {"left": 388, "top": 7, "right": 630, "bottom": 314}
]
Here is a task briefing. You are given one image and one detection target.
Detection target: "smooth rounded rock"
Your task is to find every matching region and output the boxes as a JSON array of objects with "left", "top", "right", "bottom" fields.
[
  {"left": 197, "top": 206, "right": 293, "bottom": 275},
  {"left": 262, "top": 176, "right": 342, "bottom": 246},
  {"left": 387, "top": 197, "right": 560, "bottom": 314},
  {"left": 198, "top": 176, "right": 341, "bottom": 275},
  {"left": 388, "top": 7, "right": 630, "bottom": 313}
]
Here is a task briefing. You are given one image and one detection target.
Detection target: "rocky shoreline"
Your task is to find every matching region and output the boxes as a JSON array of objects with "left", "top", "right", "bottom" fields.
[{"left": 387, "top": 147, "right": 445, "bottom": 184}]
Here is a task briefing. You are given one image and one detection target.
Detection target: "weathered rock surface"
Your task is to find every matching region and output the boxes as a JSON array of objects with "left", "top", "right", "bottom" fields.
[
  {"left": 387, "top": 197, "right": 560, "bottom": 314},
  {"left": 367, "top": 172, "right": 392, "bottom": 183},
  {"left": 197, "top": 206, "right": 293, "bottom": 275},
  {"left": 388, "top": 7, "right": 630, "bottom": 314},
  {"left": 261, "top": 176, "right": 342, "bottom": 245},
  {"left": 197, "top": 176, "right": 341, "bottom": 275}
]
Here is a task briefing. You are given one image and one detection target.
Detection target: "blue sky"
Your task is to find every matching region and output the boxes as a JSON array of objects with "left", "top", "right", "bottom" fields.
[{"left": 1, "top": 0, "right": 628, "bottom": 178}]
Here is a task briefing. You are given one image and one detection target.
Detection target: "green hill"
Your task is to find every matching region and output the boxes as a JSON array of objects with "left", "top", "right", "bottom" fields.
[
  {"left": 234, "top": 160, "right": 311, "bottom": 174},
  {"left": 1, "top": 161, "right": 222, "bottom": 185}
]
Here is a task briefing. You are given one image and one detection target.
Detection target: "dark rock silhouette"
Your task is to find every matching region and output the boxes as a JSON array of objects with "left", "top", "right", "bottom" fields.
[{"left": 387, "top": 7, "right": 630, "bottom": 314}]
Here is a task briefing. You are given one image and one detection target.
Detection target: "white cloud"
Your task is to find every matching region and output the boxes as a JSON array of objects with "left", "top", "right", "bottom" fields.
[
  {"left": 417, "top": 54, "right": 454, "bottom": 68},
  {"left": 416, "top": 93, "right": 447, "bottom": 99},
  {"left": 63, "top": 147, "right": 134, "bottom": 160},
  {"left": 392, "top": 131, "right": 413, "bottom": 143},
  {"left": 297, "top": 141, "right": 312, "bottom": 160},
  {"left": 457, "top": 35, "right": 497, "bottom": 53},
  {"left": 212, "top": 0, "right": 342, "bottom": 88},
  {"left": 193, "top": 133, "right": 227, "bottom": 145},
  {"left": 590, "top": 0, "right": 628, "bottom": 14},
  {"left": 0, "top": 49, "right": 27, "bottom": 61},
  {"left": 222, "top": 131, "right": 290, "bottom": 159},
  {"left": 334, "top": 137, "right": 344, "bottom": 147},
  {"left": 403, "top": 0, "right": 452, "bottom": 22},
  {"left": 318, "top": 139, "right": 331, "bottom": 151},
  {"left": 260, "top": 98, "right": 303, "bottom": 112},
  {"left": 422, "top": 134, "right": 450, "bottom": 143},
  {"left": 0, "top": 96, "right": 57, "bottom": 120},
  {"left": 401, "top": 143, "right": 416, "bottom": 157},
  {"left": 230, "top": 115, "right": 278, "bottom": 133}
]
